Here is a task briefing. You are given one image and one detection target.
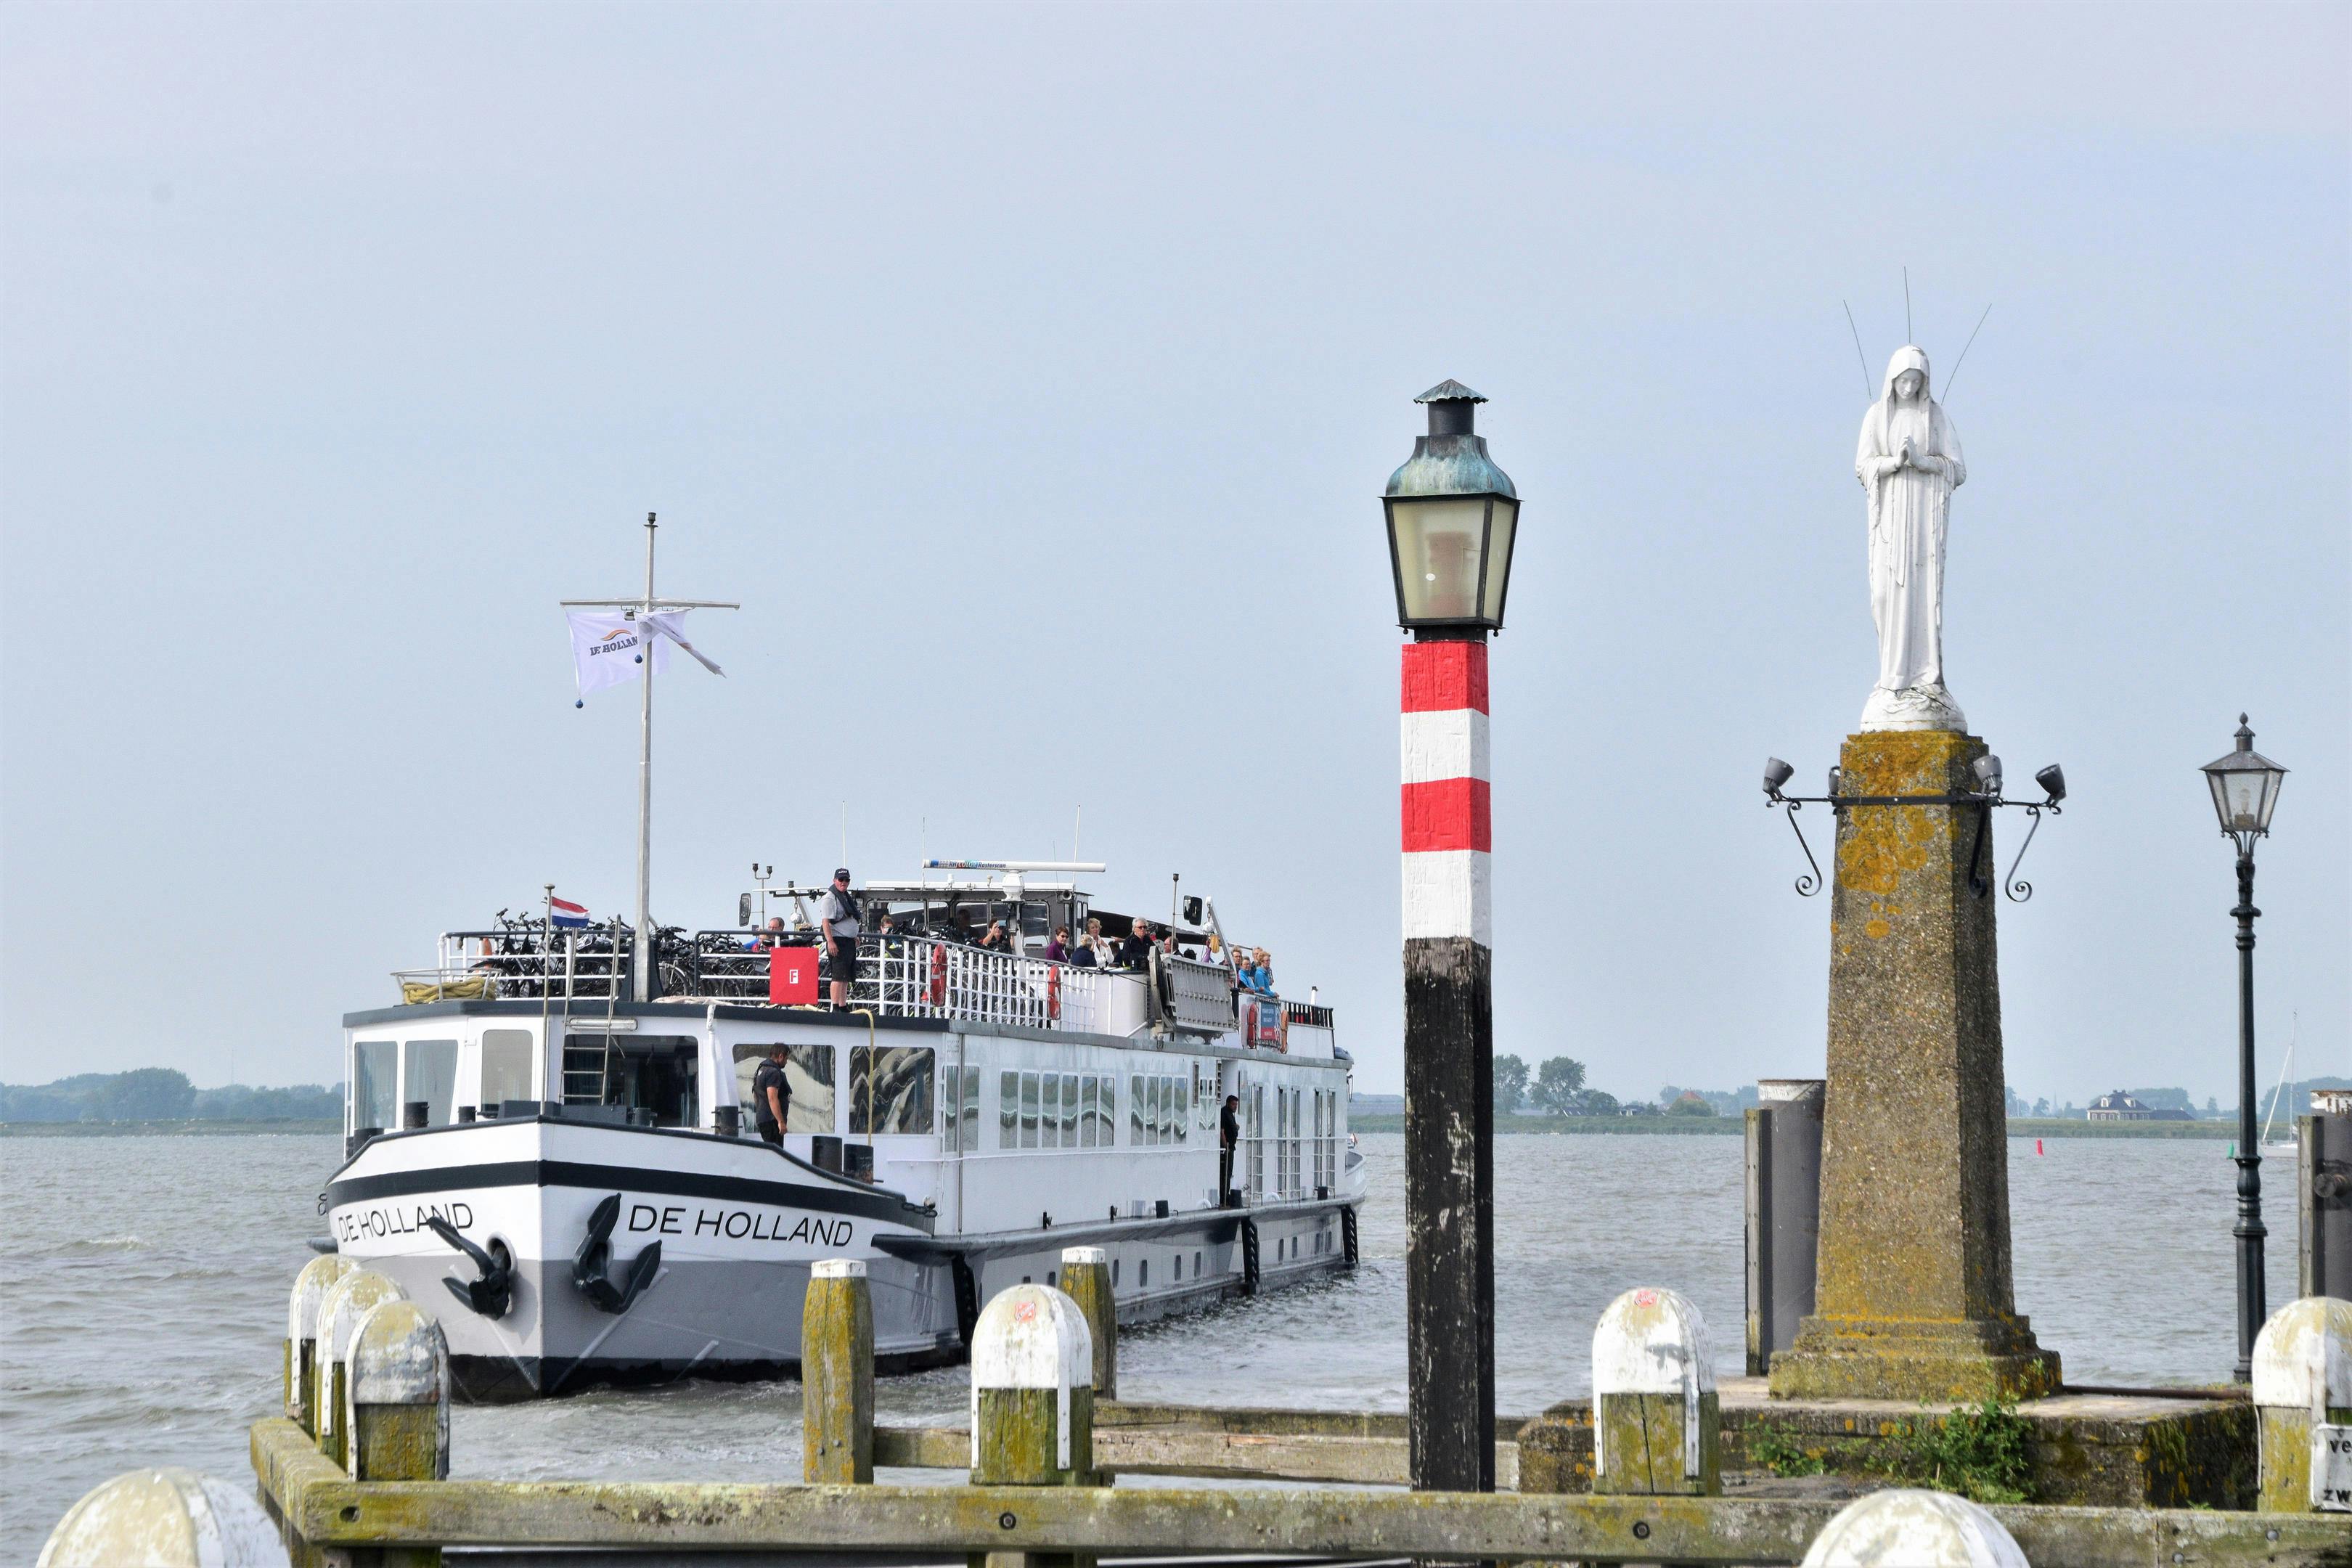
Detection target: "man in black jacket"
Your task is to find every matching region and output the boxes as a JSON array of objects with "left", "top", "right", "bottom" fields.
[
  {"left": 1219, "top": 1093, "right": 1241, "bottom": 1201},
  {"left": 751, "top": 1043, "right": 791, "bottom": 1146}
]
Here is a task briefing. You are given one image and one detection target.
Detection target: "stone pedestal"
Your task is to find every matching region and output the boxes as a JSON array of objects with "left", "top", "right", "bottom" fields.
[{"left": 1769, "top": 730, "right": 2060, "bottom": 1402}]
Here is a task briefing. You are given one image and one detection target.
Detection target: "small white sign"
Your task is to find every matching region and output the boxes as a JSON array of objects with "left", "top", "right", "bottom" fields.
[{"left": 2314, "top": 1423, "right": 2352, "bottom": 1512}]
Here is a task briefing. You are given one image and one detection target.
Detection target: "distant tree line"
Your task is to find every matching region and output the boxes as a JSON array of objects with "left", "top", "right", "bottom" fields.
[{"left": 1, "top": 1069, "right": 340, "bottom": 1123}]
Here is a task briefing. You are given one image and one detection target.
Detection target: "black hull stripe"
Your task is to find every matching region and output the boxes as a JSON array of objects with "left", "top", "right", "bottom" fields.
[{"left": 327, "top": 1159, "right": 921, "bottom": 1227}]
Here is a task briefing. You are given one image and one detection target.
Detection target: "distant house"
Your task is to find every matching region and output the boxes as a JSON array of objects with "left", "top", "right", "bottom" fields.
[{"left": 2087, "top": 1090, "right": 2154, "bottom": 1122}]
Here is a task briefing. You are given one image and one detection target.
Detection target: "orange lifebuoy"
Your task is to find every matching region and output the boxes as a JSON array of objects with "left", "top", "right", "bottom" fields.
[
  {"left": 1046, "top": 964, "right": 1062, "bottom": 1021},
  {"left": 927, "top": 942, "right": 947, "bottom": 1008}
]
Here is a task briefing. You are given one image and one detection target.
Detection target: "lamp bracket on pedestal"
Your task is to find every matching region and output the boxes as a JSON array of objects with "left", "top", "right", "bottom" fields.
[{"left": 1763, "top": 785, "right": 2062, "bottom": 902}]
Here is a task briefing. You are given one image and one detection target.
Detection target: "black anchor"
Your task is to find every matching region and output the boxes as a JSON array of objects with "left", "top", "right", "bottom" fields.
[
  {"left": 425, "top": 1216, "right": 513, "bottom": 1319},
  {"left": 571, "top": 1193, "right": 662, "bottom": 1315}
]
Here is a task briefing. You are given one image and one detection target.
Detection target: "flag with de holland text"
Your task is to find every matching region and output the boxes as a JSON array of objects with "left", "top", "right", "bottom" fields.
[{"left": 567, "top": 611, "right": 671, "bottom": 698}]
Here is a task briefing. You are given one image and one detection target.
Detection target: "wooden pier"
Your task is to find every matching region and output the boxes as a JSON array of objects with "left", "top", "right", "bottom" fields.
[{"left": 39, "top": 1251, "right": 2352, "bottom": 1567}]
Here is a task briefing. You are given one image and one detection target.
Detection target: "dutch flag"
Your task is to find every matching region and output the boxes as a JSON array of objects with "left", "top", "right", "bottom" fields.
[{"left": 550, "top": 896, "right": 591, "bottom": 930}]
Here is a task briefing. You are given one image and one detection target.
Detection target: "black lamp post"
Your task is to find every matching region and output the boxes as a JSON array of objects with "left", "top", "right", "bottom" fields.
[
  {"left": 1385, "top": 380, "right": 1516, "bottom": 1495},
  {"left": 2200, "top": 714, "right": 2288, "bottom": 1382}
]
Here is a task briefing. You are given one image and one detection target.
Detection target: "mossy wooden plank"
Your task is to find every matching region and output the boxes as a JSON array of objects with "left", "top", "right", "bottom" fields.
[
  {"left": 248, "top": 1424, "right": 2352, "bottom": 1566},
  {"left": 1094, "top": 1400, "right": 1532, "bottom": 1441},
  {"left": 876, "top": 1424, "right": 1516, "bottom": 1487}
]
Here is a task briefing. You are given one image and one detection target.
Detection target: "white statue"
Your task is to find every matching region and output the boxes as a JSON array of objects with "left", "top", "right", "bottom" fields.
[{"left": 1855, "top": 345, "right": 1967, "bottom": 732}]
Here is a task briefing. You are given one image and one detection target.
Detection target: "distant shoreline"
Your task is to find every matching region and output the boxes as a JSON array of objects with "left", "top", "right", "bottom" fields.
[
  {"left": 1352, "top": 1114, "right": 2247, "bottom": 1140},
  {"left": 0, "top": 1119, "right": 340, "bottom": 1138},
  {"left": 4, "top": 1115, "right": 2253, "bottom": 1142}
]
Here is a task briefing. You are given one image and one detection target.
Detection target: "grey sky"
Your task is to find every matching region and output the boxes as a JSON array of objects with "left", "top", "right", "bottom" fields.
[{"left": 3, "top": 3, "right": 2345, "bottom": 1106}]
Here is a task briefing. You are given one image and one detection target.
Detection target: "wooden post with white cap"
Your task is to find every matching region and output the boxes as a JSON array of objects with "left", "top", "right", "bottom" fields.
[
  {"left": 971, "top": 1283, "right": 1100, "bottom": 1568},
  {"left": 38, "top": 1468, "right": 292, "bottom": 1568},
  {"left": 1058, "top": 1246, "right": 1116, "bottom": 1402},
  {"left": 804, "top": 1259, "right": 875, "bottom": 1484},
  {"left": 285, "top": 1254, "right": 352, "bottom": 1437},
  {"left": 311, "top": 1269, "right": 407, "bottom": 1471},
  {"left": 344, "top": 1299, "right": 450, "bottom": 1568},
  {"left": 1591, "top": 1286, "right": 1720, "bottom": 1496},
  {"left": 2250, "top": 1295, "right": 2352, "bottom": 1513},
  {"left": 1797, "top": 1489, "right": 2030, "bottom": 1567}
]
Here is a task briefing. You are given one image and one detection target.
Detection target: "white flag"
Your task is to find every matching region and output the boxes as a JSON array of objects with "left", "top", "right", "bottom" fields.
[
  {"left": 568, "top": 612, "right": 670, "bottom": 699},
  {"left": 642, "top": 611, "right": 724, "bottom": 677}
]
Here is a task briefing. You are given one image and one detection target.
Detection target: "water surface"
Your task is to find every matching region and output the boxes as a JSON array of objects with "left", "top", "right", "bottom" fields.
[{"left": 0, "top": 1130, "right": 2283, "bottom": 1559}]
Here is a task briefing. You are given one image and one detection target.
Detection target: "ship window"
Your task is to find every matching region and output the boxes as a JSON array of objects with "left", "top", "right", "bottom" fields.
[
  {"left": 1078, "top": 1075, "right": 1098, "bottom": 1148},
  {"left": 1155, "top": 1077, "right": 1172, "bottom": 1143},
  {"left": 1020, "top": 1071, "right": 1040, "bottom": 1148},
  {"left": 1175, "top": 1072, "right": 1191, "bottom": 1142},
  {"left": 1140, "top": 1258, "right": 1149, "bottom": 1286},
  {"left": 1129, "top": 1074, "right": 1145, "bottom": 1145},
  {"left": 941, "top": 1066, "right": 962, "bottom": 1150},
  {"left": 1041, "top": 1072, "right": 1061, "bottom": 1149},
  {"left": 732, "top": 1045, "right": 836, "bottom": 1132},
  {"left": 1000, "top": 1070, "right": 1018, "bottom": 1146},
  {"left": 352, "top": 1040, "right": 397, "bottom": 1131},
  {"left": 480, "top": 1029, "right": 535, "bottom": 1108},
  {"left": 961, "top": 1064, "right": 981, "bottom": 1151},
  {"left": 402, "top": 1040, "right": 458, "bottom": 1127},
  {"left": 1061, "top": 1073, "right": 1080, "bottom": 1146},
  {"left": 849, "top": 1046, "right": 934, "bottom": 1135}
]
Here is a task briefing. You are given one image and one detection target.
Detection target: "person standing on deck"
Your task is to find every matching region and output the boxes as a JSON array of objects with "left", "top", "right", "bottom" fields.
[
  {"left": 752, "top": 1043, "right": 791, "bottom": 1146},
  {"left": 1220, "top": 1093, "right": 1241, "bottom": 1201},
  {"left": 820, "top": 868, "right": 862, "bottom": 1008}
]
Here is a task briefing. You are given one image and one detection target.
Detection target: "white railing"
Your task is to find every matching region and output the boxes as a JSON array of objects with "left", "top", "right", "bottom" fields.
[
  {"left": 854, "top": 938, "right": 1119, "bottom": 1033},
  {"left": 389, "top": 928, "right": 1323, "bottom": 1046}
]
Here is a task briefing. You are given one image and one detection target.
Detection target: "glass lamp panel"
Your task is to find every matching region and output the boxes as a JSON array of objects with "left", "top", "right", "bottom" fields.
[
  {"left": 2221, "top": 769, "right": 2270, "bottom": 833},
  {"left": 1479, "top": 498, "right": 1516, "bottom": 625},
  {"left": 2253, "top": 767, "right": 2284, "bottom": 830},
  {"left": 1390, "top": 496, "right": 1490, "bottom": 624}
]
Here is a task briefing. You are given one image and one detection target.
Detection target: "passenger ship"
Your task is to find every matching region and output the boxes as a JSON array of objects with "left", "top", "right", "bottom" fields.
[{"left": 327, "top": 870, "right": 1365, "bottom": 1400}]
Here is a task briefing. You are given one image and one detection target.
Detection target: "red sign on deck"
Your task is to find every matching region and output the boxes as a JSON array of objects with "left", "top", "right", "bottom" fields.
[{"left": 769, "top": 947, "right": 817, "bottom": 1005}]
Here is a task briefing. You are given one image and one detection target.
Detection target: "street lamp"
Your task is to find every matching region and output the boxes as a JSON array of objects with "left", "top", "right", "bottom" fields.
[
  {"left": 2199, "top": 714, "right": 2288, "bottom": 1383},
  {"left": 1386, "top": 380, "right": 1519, "bottom": 632},
  {"left": 1386, "top": 379, "right": 1516, "bottom": 1498}
]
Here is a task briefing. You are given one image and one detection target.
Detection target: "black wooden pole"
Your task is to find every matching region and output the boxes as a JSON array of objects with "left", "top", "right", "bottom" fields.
[{"left": 1404, "top": 936, "right": 1495, "bottom": 1490}]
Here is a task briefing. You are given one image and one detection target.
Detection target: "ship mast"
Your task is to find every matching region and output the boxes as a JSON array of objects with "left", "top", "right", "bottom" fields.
[{"left": 563, "top": 513, "right": 738, "bottom": 1000}]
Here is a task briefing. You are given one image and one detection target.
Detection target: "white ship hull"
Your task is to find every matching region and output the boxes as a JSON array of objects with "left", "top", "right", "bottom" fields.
[{"left": 332, "top": 975, "right": 1364, "bottom": 1400}]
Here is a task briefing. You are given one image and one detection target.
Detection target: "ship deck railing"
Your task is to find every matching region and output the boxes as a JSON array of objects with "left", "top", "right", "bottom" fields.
[{"left": 395, "top": 931, "right": 1328, "bottom": 1045}]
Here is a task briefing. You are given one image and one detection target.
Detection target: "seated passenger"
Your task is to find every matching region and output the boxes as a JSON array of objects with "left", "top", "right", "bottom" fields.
[
  {"left": 1044, "top": 926, "right": 1071, "bottom": 962},
  {"left": 977, "top": 919, "right": 1012, "bottom": 952},
  {"left": 1116, "top": 917, "right": 1156, "bottom": 969}
]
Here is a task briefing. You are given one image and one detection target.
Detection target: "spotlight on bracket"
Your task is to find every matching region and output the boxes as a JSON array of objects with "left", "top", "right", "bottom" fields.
[
  {"left": 2035, "top": 764, "right": 2067, "bottom": 804},
  {"left": 1763, "top": 757, "right": 1795, "bottom": 799}
]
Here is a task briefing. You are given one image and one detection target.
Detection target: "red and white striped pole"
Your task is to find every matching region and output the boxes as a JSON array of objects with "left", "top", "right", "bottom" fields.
[
  {"left": 1400, "top": 634, "right": 1496, "bottom": 1493},
  {"left": 1385, "top": 379, "right": 1514, "bottom": 1498}
]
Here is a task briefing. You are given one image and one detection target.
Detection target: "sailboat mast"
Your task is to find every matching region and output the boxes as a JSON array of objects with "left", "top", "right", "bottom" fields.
[{"left": 634, "top": 513, "right": 656, "bottom": 1003}]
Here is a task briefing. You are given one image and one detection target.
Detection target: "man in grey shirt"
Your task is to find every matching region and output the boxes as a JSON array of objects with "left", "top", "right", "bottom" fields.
[{"left": 821, "top": 867, "right": 861, "bottom": 1009}]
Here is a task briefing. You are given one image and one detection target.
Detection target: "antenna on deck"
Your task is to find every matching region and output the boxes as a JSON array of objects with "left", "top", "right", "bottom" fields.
[{"left": 1903, "top": 266, "right": 1913, "bottom": 343}]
